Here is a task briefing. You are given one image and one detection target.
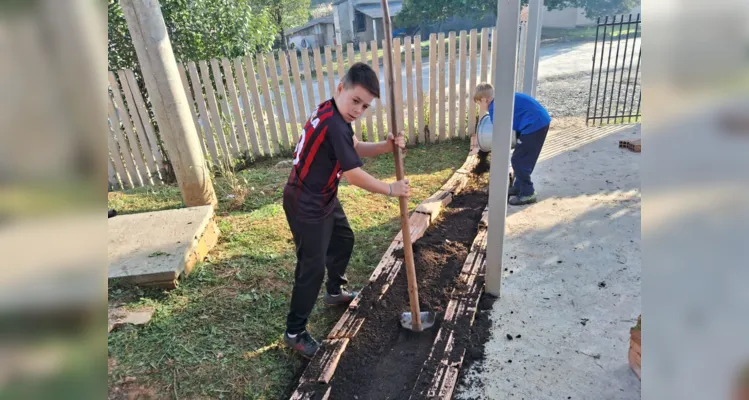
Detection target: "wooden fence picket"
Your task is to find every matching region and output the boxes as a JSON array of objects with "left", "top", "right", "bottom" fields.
[
  {"left": 233, "top": 57, "right": 261, "bottom": 156},
  {"left": 188, "top": 61, "right": 221, "bottom": 163},
  {"left": 370, "top": 40, "right": 384, "bottom": 142},
  {"left": 458, "top": 31, "right": 468, "bottom": 138},
  {"left": 267, "top": 53, "right": 289, "bottom": 150},
  {"left": 414, "top": 35, "right": 424, "bottom": 144},
  {"left": 468, "top": 30, "right": 479, "bottom": 137},
  {"left": 222, "top": 58, "right": 251, "bottom": 154}
]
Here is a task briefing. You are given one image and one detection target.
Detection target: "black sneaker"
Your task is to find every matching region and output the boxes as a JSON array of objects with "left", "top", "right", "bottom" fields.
[
  {"left": 324, "top": 289, "right": 358, "bottom": 306},
  {"left": 284, "top": 331, "right": 320, "bottom": 359},
  {"left": 508, "top": 193, "right": 538, "bottom": 206},
  {"left": 508, "top": 186, "right": 520, "bottom": 198}
]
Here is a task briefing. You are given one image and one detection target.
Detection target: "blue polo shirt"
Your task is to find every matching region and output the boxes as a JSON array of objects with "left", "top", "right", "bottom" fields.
[{"left": 488, "top": 93, "right": 551, "bottom": 135}]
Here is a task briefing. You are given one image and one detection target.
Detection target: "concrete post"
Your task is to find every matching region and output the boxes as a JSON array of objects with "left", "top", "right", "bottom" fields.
[
  {"left": 120, "top": 0, "right": 216, "bottom": 207},
  {"left": 523, "top": 0, "right": 543, "bottom": 97},
  {"left": 485, "top": 0, "right": 521, "bottom": 297}
]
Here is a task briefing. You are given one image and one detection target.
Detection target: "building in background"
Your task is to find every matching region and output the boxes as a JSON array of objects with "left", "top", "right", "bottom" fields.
[
  {"left": 543, "top": 5, "right": 642, "bottom": 28},
  {"left": 333, "top": 0, "right": 402, "bottom": 44},
  {"left": 286, "top": 15, "right": 336, "bottom": 49}
]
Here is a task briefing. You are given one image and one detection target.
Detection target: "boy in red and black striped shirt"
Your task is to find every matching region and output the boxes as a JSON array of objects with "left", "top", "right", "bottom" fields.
[{"left": 282, "top": 63, "right": 410, "bottom": 357}]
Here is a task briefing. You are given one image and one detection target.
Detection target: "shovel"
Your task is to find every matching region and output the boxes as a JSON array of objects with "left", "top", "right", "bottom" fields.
[{"left": 380, "top": 0, "right": 436, "bottom": 332}]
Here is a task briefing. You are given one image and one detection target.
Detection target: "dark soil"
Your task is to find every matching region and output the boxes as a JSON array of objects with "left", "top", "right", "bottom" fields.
[
  {"left": 473, "top": 151, "right": 491, "bottom": 175},
  {"left": 328, "top": 187, "right": 488, "bottom": 400},
  {"left": 454, "top": 293, "right": 497, "bottom": 395}
]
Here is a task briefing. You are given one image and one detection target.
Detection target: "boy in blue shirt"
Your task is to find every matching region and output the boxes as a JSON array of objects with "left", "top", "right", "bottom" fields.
[{"left": 474, "top": 83, "right": 551, "bottom": 205}]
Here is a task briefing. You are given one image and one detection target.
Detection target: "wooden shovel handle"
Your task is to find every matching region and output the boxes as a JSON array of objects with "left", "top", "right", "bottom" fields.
[{"left": 381, "top": 0, "right": 422, "bottom": 331}]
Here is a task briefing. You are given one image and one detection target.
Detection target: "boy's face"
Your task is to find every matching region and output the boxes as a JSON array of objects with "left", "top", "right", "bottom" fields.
[
  {"left": 476, "top": 97, "right": 492, "bottom": 111},
  {"left": 335, "top": 83, "right": 375, "bottom": 123}
]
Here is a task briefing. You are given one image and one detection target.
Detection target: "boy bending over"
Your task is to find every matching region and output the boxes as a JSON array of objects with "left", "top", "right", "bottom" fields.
[{"left": 474, "top": 82, "right": 551, "bottom": 205}]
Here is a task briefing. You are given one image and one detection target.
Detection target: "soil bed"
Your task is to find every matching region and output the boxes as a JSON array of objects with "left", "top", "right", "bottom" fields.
[{"left": 328, "top": 185, "right": 489, "bottom": 400}]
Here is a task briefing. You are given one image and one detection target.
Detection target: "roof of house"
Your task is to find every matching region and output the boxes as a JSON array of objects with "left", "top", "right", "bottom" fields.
[
  {"left": 354, "top": 1, "right": 402, "bottom": 19},
  {"left": 287, "top": 15, "right": 335, "bottom": 35},
  {"left": 333, "top": 0, "right": 402, "bottom": 13}
]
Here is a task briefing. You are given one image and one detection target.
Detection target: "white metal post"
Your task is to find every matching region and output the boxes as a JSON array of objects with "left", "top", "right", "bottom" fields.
[
  {"left": 523, "top": 0, "right": 543, "bottom": 97},
  {"left": 485, "top": 0, "right": 521, "bottom": 297}
]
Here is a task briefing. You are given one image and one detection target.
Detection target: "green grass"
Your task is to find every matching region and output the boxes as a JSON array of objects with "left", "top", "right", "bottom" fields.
[
  {"left": 542, "top": 24, "right": 641, "bottom": 43},
  {"left": 108, "top": 139, "right": 470, "bottom": 399}
]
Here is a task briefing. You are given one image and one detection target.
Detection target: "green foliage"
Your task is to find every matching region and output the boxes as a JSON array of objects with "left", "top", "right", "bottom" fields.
[
  {"left": 259, "top": 0, "right": 312, "bottom": 49},
  {"left": 108, "top": 0, "right": 278, "bottom": 71},
  {"left": 396, "top": 0, "right": 639, "bottom": 28},
  {"left": 546, "top": 0, "right": 639, "bottom": 19},
  {"left": 396, "top": 0, "right": 527, "bottom": 27}
]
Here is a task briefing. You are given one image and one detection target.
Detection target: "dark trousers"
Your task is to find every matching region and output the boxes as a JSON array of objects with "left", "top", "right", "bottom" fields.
[
  {"left": 283, "top": 199, "right": 354, "bottom": 334},
  {"left": 511, "top": 125, "right": 549, "bottom": 197}
]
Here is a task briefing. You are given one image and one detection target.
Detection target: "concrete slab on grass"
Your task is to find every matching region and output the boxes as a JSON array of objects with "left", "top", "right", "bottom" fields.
[{"left": 108, "top": 205, "right": 218, "bottom": 288}]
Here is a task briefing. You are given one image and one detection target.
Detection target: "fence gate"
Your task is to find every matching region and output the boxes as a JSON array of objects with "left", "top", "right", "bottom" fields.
[{"left": 586, "top": 13, "right": 641, "bottom": 126}]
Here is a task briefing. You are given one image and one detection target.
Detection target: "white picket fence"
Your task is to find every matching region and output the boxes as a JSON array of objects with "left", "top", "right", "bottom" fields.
[{"left": 107, "top": 24, "right": 529, "bottom": 190}]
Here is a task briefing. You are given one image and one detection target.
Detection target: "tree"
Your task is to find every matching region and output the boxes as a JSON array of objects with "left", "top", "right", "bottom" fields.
[
  {"left": 396, "top": 0, "right": 638, "bottom": 28},
  {"left": 108, "top": 0, "right": 278, "bottom": 71},
  {"left": 260, "top": 0, "right": 311, "bottom": 50}
]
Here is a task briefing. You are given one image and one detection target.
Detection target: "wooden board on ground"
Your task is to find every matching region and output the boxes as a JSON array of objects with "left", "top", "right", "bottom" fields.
[
  {"left": 394, "top": 212, "right": 431, "bottom": 243},
  {"left": 108, "top": 206, "right": 218, "bottom": 288},
  {"left": 294, "top": 339, "right": 349, "bottom": 385},
  {"left": 415, "top": 190, "right": 453, "bottom": 222},
  {"left": 408, "top": 218, "right": 489, "bottom": 400}
]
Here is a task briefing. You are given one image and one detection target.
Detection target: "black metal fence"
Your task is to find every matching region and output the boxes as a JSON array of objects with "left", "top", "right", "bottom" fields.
[{"left": 586, "top": 13, "right": 641, "bottom": 126}]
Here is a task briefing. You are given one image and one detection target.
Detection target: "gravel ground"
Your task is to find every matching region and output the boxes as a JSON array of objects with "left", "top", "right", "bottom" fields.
[{"left": 535, "top": 39, "right": 642, "bottom": 130}]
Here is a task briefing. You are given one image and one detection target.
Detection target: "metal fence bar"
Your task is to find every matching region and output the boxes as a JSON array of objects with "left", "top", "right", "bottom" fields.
[
  {"left": 607, "top": 16, "right": 625, "bottom": 124},
  {"left": 629, "top": 47, "right": 642, "bottom": 123},
  {"left": 585, "top": 17, "right": 602, "bottom": 126},
  {"left": 587, "top": 13, "right": 641, "bottom": 126},
  {"left": 624, "top": 14, "right": 641, "bottom": 122},
  {"left": 601, "top": 15, "right": 616, "bottom": 125},
  {"left": 592, "top": 16, "right": 608, "bottom": 126},
  {"left": 615, "top": 14, "right": 633, "bottom": 119}
]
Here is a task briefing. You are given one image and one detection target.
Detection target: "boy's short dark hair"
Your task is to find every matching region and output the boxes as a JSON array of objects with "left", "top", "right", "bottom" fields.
[{"left": 342, "top": 62, "right": 380, "bottom": 98}]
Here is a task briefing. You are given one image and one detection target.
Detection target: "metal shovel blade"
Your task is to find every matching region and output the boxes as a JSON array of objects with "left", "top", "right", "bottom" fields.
[{"left": 400, "top": 311, "right": 437, "bottom": 331}]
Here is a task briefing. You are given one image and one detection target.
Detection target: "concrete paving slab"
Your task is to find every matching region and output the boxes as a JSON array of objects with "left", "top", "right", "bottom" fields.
[
  {"left": 457, "top": 125, "right": 641, "bottom": 400},
  {"left": 108, "top": 205, "right": 218, "bottom": 287}
]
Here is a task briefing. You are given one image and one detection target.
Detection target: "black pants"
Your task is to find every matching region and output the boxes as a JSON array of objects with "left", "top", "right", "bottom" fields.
[
  {"left": 511, "top": 125, "right": 549, "bottom": 197},
  {"left": 283, "top": 199, "right": 354, "bottom": 334}
]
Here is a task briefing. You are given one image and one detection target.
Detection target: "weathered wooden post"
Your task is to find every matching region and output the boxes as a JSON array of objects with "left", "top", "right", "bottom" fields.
[{"left": 120, "top": 0, "right": 217, "bottom": 207}]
